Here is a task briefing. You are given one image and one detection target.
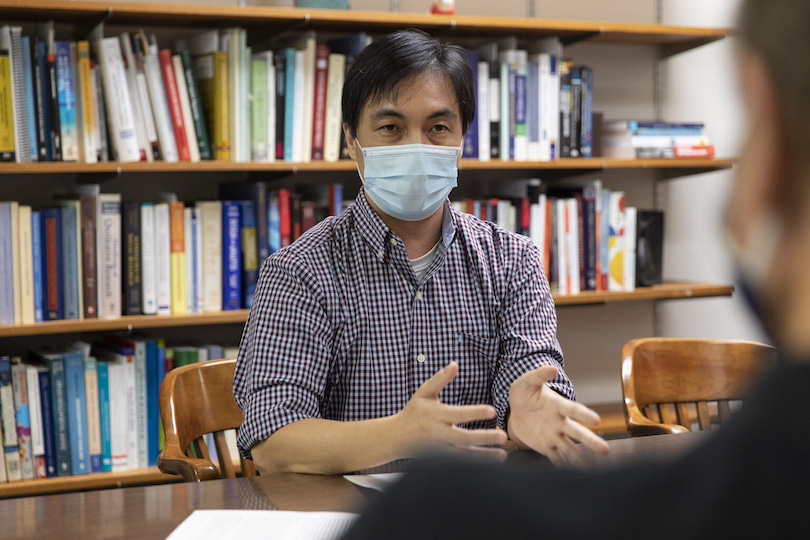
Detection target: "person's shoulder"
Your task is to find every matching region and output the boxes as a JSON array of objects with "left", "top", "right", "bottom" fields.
[{"left": 451, "top": 206, "right": 535, "bottom": 255}]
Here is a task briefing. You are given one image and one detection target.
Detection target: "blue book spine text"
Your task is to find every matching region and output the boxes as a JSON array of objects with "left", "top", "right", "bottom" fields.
[
  {"left": 54, "top": 41, "right": 78, "bottom": 161},
  {"left": 37, "top": 368, "right": 57, "bottom": 477},
  {"left": 64, "top": 351, "right": 90, "bottom": 475},
  {"left": 31, "top": 210, "right": 44, "bottom": 322},
  {"left": 283, "top": 48, "right": 296, "bottom": 162},
  {"left": 222, "top": 201, "right": 242, "bottom": 310},
  {"left": 21, "top": 36, "right": 39, "bottom": 162},
  {"left": 96, "top": 361, "right": 112, "bottom": 473},
  {"left": 145, "top": 340, "right": 160, "bottom": 467},
  {"left": 60, "top": 205, "right": 80, "bottom": 320}
]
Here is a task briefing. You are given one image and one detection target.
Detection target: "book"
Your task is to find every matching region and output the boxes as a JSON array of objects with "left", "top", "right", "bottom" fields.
[
  {"left": 63, "top": 349, "right": 90, "bottom": 475},
  {"left": 462, "top": 49, "right": 480, "bottom": 160},
  {"left": 140, "top": 36, "right": 178, "bottom": 163},
  {"left": 0, "top": 356, "right": 22, "bottom": 481},
  {"left": 154, "top": 201, "right": 172, "bottom": 316},
  {"left": 75, "top": 40, "right": 98, "bottom": 164},
  {"left": 122, "top": 31, "right": 159, "bottom": 162},
  {"left": 159, "top": 48, "right": 191, "bottom": 162},
  {"left": 192, "top": 207, "right": 204, "bottom": 313},
  {"left": 169, "top": 200, "right": 187, "bottom": 314},
  {"left": 40, "top": 207, "right": 64, "bottom": 321},
  {"left": 249, "top": 52, "right": 270, "bottom": 162},
  {"left": 311, "top": 44, "right": 330, "bottom": 161},
  {"left": 239, "top": 199, "right": 259, "bottom": 309},
  {"left": 73, "top": 191, "right": 98, "bottom": 319},
  {"left": 222, "top": 200, "right": 242, "bottom": 310},
  {"left": 35, "top": 365, "right": 56, "bottom": 477},
  {"left": 105, "top": 336, "right": 148, "bottom": 470},
  {"left": 20, "top": 35, "right": 38, "bottom": 162},
  {"left": 57, "top": 201, "right": 81, "bottom": 320},
  {"left": 624, "top": 206, "right": 637, "bottom": 293},
  {"left": 196, "top": 200, "right": 223, "bottom": 313},
  {"left": 94, "top": 345, "right": 137, "bottom": 472},
  {"left": 635, "top": 210, "right": 664, "bottom": 288},
  {"left": 1, "top": 26, "right": 31, "bottom": 164},
  {"left": 274, "top": 52, "right": 286, "bottom": 161},
  {"left": 25, "top": 364, "right": 46, "bottom": 478},
  {"left": 97, "top": 192, "right": 122, "bottom": 319},
  {"left": 184, "top": 207, "right": 196, "bottom": 314},
  {"left": 0, "top": 202, "right": 14, "bottom": 324},
  {"left": 91, "top": 62, "right": 109, "bottom": 162},
  {"left": 122, "top": 201, "right": 142, "bottom": 315},
  {"left": 218, "top": 181, "right": 269, "bottom": 264},
  {"left": 93, "top": 37, "right": 141, "bottom": 162},
  {"left": 31, "top": 209, "right": 44, "bottom": 323},
  {"left": 83, "top": 355, "right": 102, "bottom": 473},
  {"left": 323, "top": 52, "right": 345, "bottom": 163},
  {"left": 17, "top": 205, "right": 35, "bottom": 325},
  {"left": 171, "top": 53, "right": 200, "bottom": 162},
  {"left": 177, "top": 49, "right": 212, "bottom": 160},
  {"left": 607, "top": 191, "right": 626, "bottom": 292},
  {"left": 95, "top": 360, "right": 112, "bottom": 472},
  {"left": 32, "top": 38, "right": 50, "bottom": 161},
  {"left": 0, "top": 50, "right": 16, "bottom": 162},
  {"left": 140, "top": 202, "right": 157, "bottom": 315},
  {"left": 35, "top": 350, "right": 71, "bottom": 476}
]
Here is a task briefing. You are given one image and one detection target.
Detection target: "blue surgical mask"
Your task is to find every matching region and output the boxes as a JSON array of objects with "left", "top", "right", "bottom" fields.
[{"left": 357, "top": 142, "right": 461, "bottom": 221}]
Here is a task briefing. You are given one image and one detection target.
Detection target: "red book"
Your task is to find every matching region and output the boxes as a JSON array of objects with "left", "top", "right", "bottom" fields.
[
  {"left": 278, "top": 189, "right": 292, "bottom": 248},
  {"left": 301, "top": 201, "right": 317, "bottom": 234},
  {"left": 158, "top": 49, "right": 191, "bottom": 162},
  {"left": 311, "top": 44, "right": 330, "bottom": 161}
]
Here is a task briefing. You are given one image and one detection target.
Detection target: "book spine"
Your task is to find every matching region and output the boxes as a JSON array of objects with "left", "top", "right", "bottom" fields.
[
  {"left": 118, "top": 33, "right": 149, "bottom": 163},
  {"left": 0, "top": 204, "right": 12, "bottom": 324},
  {"left": 310, "top": 44, "right": 330, "bottom": 161},
  {"left": 267, "top": 191, "right": 280, "bottom": 254},
  {"left": 250, "top": 55, "right": 269, "bottom": 162},
  {"left": 513, "top": 50, "right": 528, "bottom": 161},
  {"left": 198, "top": 201, "right": 222, "bottom": 313},
  {"left": 98, "top": 194, "right": 122, "bottom": 319},
  {"left": 37, "top": 368, "right": 57, "bottom": 477},
  {"left": 178, "top": 49, "right": 211, "bottom": 160},
  {"left": 0, "top": 357, "right": 22, "bottom": 481},
  {"left": 47, "top": 50, "right": 62, "bottom": 161},
  {"left": 169, "top": 201, "right": 187, "bottom": 314},
  {"left": 17, "top": 205, "right": 35, "bottom": 325},
  {"left": 32, "top": 39, "right": 49, "bottom": 161},
  {"left": 83, "top": 356, "right": 101, "bottom": 473},
  {"left": 222, "top": 200, "right": 242, "bottom": 310},
  {"left": 59, "top": 204, "right": 80, "bottom": 320},
  {"left": 63, "top": 351, "right": 90, "bottom": 475},
  {"left": 76, "top": 41, "right": 97, "bottom": 164},
  {"left": 31, "top": 210, "right": 44, "bottom": 322},
  {"left": 144, "top": 340, "right": 160, "bottom": 467},
  {"left": 122, "top": 201, "right": 142, "bottom": 315},
  {"left": 95, "top": 361, "right": 112, "bottom": 473},
  {"left": 283, "top": 48, "right": 296, "bottom": 162},
  {"left": 91, "top": 64, "right": 109, "bottom": 162},
  {"left": 79, "top": 194, "right": 98, "bottom": 318},
  {"left": 41, "top": 207, "right": 64, "bottom": 321},
  {"left": 55, "top": 41, "right": 78, "bottom": 161},
  {"left": 104, "top": 362, "right": 128, "bottom": 472},
  {"left": 274, "top": 53, "right": 286, "bottom": 161},
  {"left": 133, "top": 342, "right": 147, "bottom": 469},
  {"left": 8, "top": 27, "right": 31, "bottom": 164},
  {"left": 0, "top": 51, "right": 15, "bottom": 162},
  {"left": 323, "top": 53, "right": 344, "bottom": 163},
  {"left": 184, "top": 207, "right": 195, "bottom": 313},
  {"left": 579, "top": 65, "right": 593, "bottom": 158},
  {"left": 239, "top": 199, "right": 259, "bottom": 309},
  {"left": 25, "top": 365, "right": 46, "bottom": 478},
  {"left": 9, "top": 201, "right": 21, "bottom": 324},
  {"left": 278, "top": 189, "right": 292, "bottom": 248},
  {"left": 154, "top": 202, "right": 172, "bottom": 316},
  {"left": 139, "top": 203, "right": 157, "bottom": 315},
  {"left": 94, "top": 37, "right": 140, "bottom": 162},
  {"left": 21, "top": 35, "right": 38, "bottom": 162},
  {"left": 172, "top": 54, "right": 200, "bottom": 162},
  {"left": 159, "top": 49, "right": 190, "bottom": 161},
  {"left": 128, "top": 34, "right": 160, "bottom": 162},
  {"left": 143, "top": 45, "right": 178, "bottom": 163},
  {"left": 10, "top": 362, "right": 35, "bottom": 480},
  {"left": 48, "top": 356, "right": 71, "bottom": 476},
  {"left": 499, "top": 57, "right": 510, "bottom": 160},
  {"left": 461, "top": 49, "right": 479, "bottom": 160},
  {"left": 559, "top": 59, "right": 573, "bottom": 158},
  {"left": 213, "top": 51, "right": 230, "bottom": 161},
  {"left": 193, "top": 207, "right": 204, "bottom": 313},
  {"left": 607, "top": 191, "right": 626, "bottom": 291}
]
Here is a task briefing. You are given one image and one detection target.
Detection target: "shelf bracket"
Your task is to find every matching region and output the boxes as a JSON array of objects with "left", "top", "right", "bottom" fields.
[{"left": 73, "top": 7, "right": 113, "bottom": 41}]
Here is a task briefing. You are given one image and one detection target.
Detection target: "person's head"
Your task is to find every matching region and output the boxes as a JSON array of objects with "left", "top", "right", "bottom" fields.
[
  {"left": 729, "top": 0, "right": 810, "bottom": 351},
  {"left": 341, "top": 30, "right": 475, "bottom": 223}
]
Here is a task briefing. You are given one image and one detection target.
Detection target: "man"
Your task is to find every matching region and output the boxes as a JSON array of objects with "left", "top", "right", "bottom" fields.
[
  {"left": 342, "top": 0, "right": 810, "bottom": 537},
  {"left": 233, "top": 29, "right": 608, "bottom": 474}
]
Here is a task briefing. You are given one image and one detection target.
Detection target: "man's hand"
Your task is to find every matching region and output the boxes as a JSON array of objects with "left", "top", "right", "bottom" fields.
[
  {"left": 395, "top": 362, "right": 508, "bottom": 461},
  {"left": 508, "top": 365, "right": 610, "bottom": 466}
]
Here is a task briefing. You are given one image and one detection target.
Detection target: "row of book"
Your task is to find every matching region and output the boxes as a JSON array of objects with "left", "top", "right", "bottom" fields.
[
  {"left": 0, "top": 181, "right": 346, "bottom": 324},
  {"left": 0, "top": 339, "right": 238, "bottom": 482},
  {"left": 601, "top": 120, "right": 715, "bottom": 159},
  {"left": 452, "top": 180, "right": 664, "bottom": 294}
]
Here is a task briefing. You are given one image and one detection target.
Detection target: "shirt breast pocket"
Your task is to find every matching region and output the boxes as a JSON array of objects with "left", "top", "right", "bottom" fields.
[{"left": 452, "top": 333, "right": 500, "bottom": 404}]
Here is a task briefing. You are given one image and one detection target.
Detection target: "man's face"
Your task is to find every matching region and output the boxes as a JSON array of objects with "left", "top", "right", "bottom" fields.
[{"left": 344, "top": 71, "right": 464, "bottom": 175}]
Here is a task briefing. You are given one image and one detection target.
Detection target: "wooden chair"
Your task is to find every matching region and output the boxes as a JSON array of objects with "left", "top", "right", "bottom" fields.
[
  {"left": 622, "top": 338, "right": 778, "bottom": 436},
  {"left": 158, "top": 358, "right": 258, "bottom": 481}
]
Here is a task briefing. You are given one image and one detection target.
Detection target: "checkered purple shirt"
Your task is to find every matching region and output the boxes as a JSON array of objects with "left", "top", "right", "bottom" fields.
[{"left": 234, "top": 189, "right": 572, "bottom": 460}]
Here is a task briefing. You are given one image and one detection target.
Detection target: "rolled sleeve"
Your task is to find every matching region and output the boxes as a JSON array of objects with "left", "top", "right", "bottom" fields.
[
  {"left": 234, "top": 253, "right": 333, "bottom": 460},
  {"left": 492, "top": 240, "right": 572, "bottom": 429}
]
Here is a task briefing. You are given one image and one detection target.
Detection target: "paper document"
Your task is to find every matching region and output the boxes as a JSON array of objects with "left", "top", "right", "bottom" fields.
[
  {"left": 166, "top": 510, "right": 358, "bottom": 540},
  {"left": 343, "top": 472, "right": 403, "bottom": 491}
]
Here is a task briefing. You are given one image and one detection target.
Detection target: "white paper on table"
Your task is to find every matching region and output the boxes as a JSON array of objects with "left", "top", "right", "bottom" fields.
[
  {"left": 343, "top": 472, "right": 404, "bottom": 492},
  {"left": 166, "top": 509, "right": 358, "bottom": 540}
]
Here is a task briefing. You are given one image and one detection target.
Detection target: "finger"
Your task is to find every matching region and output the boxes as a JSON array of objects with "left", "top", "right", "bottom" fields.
[
  {"left": 545, "top": 446, "right": 566, "bottom": 468},
  {"left": 558, "top": 399, "right": 602, "bottom": 427},
  {"left": 446, "top": 426, "right": 509, "bottom": 448},
  {"left": 564, "top": 418, "right": 611, "bottom": 455},
  {"left": 555, "top": 434, "right": 585, "bottom": 468},
  {"left": 438, "top": 403, "right": 497, "bottom": 425},
  {"left": 518, "top": 365, "right": 559, "bottom": 387},
  {"left": 416, "top": 362, "right": 459, "bottom": 399}
]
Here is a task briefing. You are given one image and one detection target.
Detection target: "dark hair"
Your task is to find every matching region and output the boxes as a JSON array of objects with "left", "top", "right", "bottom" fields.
[
  {"left": 341, "top": 29, "right": 475, "bottom": 138},
  {"left": 738, "top": 0, "right": 810, "bottom": 181}
]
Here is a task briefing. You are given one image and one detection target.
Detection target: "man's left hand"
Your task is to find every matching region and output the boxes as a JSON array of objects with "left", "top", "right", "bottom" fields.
[{"left": 507, "top": 365, "right": 610, "bottom": 466}]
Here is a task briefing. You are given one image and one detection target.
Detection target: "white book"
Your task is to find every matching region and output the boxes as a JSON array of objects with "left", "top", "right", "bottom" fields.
[
  {"left": 10, "top": 362, "right": 35, "bottom": 480},
  {"left": 513, "top": 49, "right": 529, "bottom": 161},
  {"left": 154, "top": 202, "right": 172, "bottom": 316},
  {"left": 624, "top": 206, "right": 637, "bottom": 293},
  {"left": 193, "top": 206, "right": 204, "bottom": 313},
  {"left": 477, "top": 60, "right": 490, "bottom": 162},
  {"left": 292, "top": 49, "right": 306, "bottom": 163},
  {"left": 172, "top": 54, "right": 200, "bottom": 163},
  {"left": 0, "top": 26, "right": 30, "bottom": 164},
  {"left": 607, "top": 191, "right": 626, "bottom": 292},
  {"left": 88, "top": 63, "right": 103, "bottom": 161},
  {"left": 94, "top": 37, "right": 141, "bottom": 163},
  {"left": 140, "top": 202, "right": 157, "bottom": 315},
  {"left": 98, "top": 193, "right": 122, "bottom": 319},
  {"left": 0, "top": 203, "right": 14, "bottom": 325},
  {"left": 323, "top": 53, "right": 345, "bottom": 163},
  {"left": 300, "top": 32, "right": 316, "bottom": 163},
  {"left": 143, "top": 41, "right": 178, "bottom": 163},
  {"left": 241, "top": 37, "right": 251, "bottom": 163},
  {"left": 266, "top": 52, "right": 276, "bottom": 163},
  {"left": 536, "top": 37, "right": 560, "bottom": 161},
  {"left": 7, "top": 201, "right": 21, "bottom": 324},
  {"left": 0, "top": 360, "right": 21, "bottom": 481},
  {"left": 25, "top": 365, "right": 45, "bottom": 478},
  {"left": 196, "top": 201, "right": 222, "bottom": 312},
  {"left": 17, "top": 205, "right": 34, "bottom": 325},
  {"left": 119, "top": 33, "right": 151, "bottom": 163},
  {"left": 184, "top": 207, "right": 195, "bottom": 313},
  {"left": 530, "top": 193, "right": 547, "bottom": 259},
  {"left": 526, "top": 54, "right": 541, "bottom": 161},
  {"left": 566, "top": 198, "right": 581, "bottom": 295}
]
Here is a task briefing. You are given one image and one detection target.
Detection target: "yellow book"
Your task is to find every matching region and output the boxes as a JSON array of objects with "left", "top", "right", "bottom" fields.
[
  {"left": 197, "top": 50, "right": 230, "bottom": 161},
  {"left": 169, "top": 201, "right": 187, "bottom": 314},
  {"left": 8, "top": 201, "right": 21, "bottom": 323},
  {"left": 0, "top": 52, "right": 15, "bottom": 161},
  {"left": 17, "top": 205, "right": 34, "bottom": 325},
  {"left": 76, "top": 40, "right": 97, "bottom": 164}
]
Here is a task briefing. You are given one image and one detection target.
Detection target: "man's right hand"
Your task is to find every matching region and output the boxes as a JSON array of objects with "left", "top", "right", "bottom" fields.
[{"left": 394, "top": 362, "right": 509, "bottom": 460}]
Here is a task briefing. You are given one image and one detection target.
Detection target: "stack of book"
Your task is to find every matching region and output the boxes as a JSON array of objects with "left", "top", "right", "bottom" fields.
[{"left": 600, "top": 120, "right": 714, "bottom": 159}]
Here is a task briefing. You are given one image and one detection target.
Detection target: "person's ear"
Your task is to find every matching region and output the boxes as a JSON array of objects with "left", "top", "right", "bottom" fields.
[{"left": 343, "top": 124, "right": 358, "bottom": 161}]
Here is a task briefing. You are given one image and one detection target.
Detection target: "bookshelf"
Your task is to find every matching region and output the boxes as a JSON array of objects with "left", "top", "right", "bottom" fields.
[{"left": 0, "top": 0, "right": 733, "bottom": 495}]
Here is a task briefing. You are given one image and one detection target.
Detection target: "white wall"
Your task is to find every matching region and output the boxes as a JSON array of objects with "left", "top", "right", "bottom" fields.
[{"left": 659, "top": 0, "right": 767, "bottom": 343}]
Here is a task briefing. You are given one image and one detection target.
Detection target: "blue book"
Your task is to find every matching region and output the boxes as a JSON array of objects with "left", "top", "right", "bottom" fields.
[
  {"left": 578, "top": 66, "right": 593, "bottom": 159},
  {"left": 59, "top": 204, "right": 80, "bottom": 320},
  {"left": 34, "top": 351, "right": 71, "bottom": 476},
  {"left": 0, "top": 203, "right": 14, "bottom": 325},
  {"left": 31, "top": 210, "right": 44, "bottom": 322},
  {"left": 222, "top": 201, "right": 242, "bottom": 310},
  {"left": 21, "top": 35, "right": 38, "bottom": 162},
  {"left": 40, "top": 208, "right": 64, "bottom": 321},
  {"left": 63, "top": 350, "right": 90, "bottom": 475},
  {"left": 283, "top": 47, "right": 296, "bottom": 162},
  {"left": 32, "top": 38, "right": 51, "bottom": 161},
  {"left": 267, "top": 191, "right": 280, "bottom": 254},
  {"left": 462, "top": 49, "right": 479, "bottom": 160},
  {"left": 95, "top": 361, "right": 112, "bottom": 473},
  {"left": 218, "top": 181, "right": 269, "bottom": 263},
  {"left": 36, "top": 367, "right": 57, "bottom": 477},
  {"left": 239, "top": 199, "right": 258, "bottom": 309},
  {"left": 54, "top": 41, "right": 78, "bottom": 162},
  {"left": 144, "top": 339, "right": 160, "bottom": 467}
]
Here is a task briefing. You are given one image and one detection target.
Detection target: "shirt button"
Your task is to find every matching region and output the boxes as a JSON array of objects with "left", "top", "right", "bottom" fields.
[
  {"left": 377, "top": 250, "right": 384, "bottom": 259},
  {"left": 416, "top": 354, "right": 426, "bottom": 363},
  {"left": 416, "top": 291, "right": 423, "bottom": 300},
  {"left": 389, "top": 238, "right": 397, "bottom": 246}
]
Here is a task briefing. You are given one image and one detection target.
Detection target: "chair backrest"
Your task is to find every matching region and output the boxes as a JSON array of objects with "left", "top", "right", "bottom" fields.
[
  {"left": 158, "top": 358, "right": 258, "bottom": 481},
  {"left": 622, "top": 338, "right": 778, "bottom": 436}
]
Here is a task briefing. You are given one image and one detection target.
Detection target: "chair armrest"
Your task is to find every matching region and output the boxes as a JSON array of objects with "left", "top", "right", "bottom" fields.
[
  {"left": 158, "top": 447, "right": 221, "bottom": 482},
  {"left": 625, "top": 403, "right": 691, "bottom": 436}
]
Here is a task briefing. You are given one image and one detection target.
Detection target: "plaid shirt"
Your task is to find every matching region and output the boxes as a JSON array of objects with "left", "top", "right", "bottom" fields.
[{"left": 234, "top": 189, "right": 572, "bottom": 460}]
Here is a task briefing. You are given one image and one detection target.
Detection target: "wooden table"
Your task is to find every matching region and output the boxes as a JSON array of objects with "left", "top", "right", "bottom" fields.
[{"left": 0, "top": 431, "right": 708, "bottom": 540}]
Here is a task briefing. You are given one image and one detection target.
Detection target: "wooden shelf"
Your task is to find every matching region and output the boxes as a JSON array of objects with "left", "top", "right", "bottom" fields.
[
  {"left": 0, "top": 157, "right": 734, "bottom": 177},
  {"left": 553, "top": 282, "right": 734, "bottom": 306},
  {"left": 0, "top": 467, "right": 181, "bottom": 499},
  {"left": 0, "top": 283, "right": 732, "bottom": 338},
  {"left": 1, "top": 0, "right": 728, "bottom": 55}
]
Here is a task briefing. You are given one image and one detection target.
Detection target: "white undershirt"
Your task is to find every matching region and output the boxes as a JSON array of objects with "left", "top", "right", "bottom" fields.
[{"left": 409, "top": 241, "right": 441, "bottom": 282}]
